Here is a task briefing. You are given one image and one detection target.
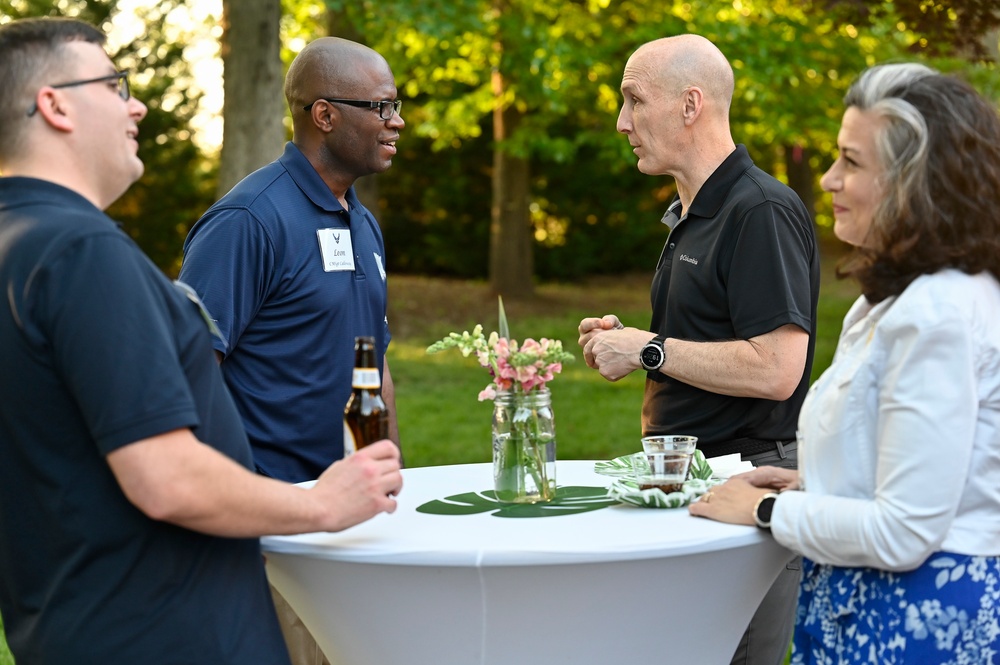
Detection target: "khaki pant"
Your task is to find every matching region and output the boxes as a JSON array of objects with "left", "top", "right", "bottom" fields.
[{"left": 270, "top": 583, "right": 332, "bottom": 665}]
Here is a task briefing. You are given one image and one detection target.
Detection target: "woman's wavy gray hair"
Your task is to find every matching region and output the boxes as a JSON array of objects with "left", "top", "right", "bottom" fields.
[
  {"left": 839, "top": 63, "right": 1000, "bottom": 300},
  {"left": 842, "top": 63, "right": 936, "bottom": 244}
]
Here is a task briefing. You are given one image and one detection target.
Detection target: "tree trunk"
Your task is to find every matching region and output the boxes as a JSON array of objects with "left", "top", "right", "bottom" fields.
[
  {"left": 488, "top": 69, "right": 534, "bottom": 298},
  {"left": 784, "top": 143, "right": 816, "bottom": 223},
  {"left": 216, "top": 0, "right": 285, "bottom": 198}
]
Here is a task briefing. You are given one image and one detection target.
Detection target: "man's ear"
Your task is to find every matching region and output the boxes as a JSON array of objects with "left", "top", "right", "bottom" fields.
[
  {"left": 308, "top": 101, "right": 339, "bottom": 134},
  {"left": 681, "top": 86, "right": 704, "bottom": 126},
  {"left": 34, "top": 88, "right": 74, "bottom": 132}
]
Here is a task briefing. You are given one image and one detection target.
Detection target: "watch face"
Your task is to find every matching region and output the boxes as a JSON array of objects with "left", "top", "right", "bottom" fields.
[
  {"left": 758, "top": 498, "right": 773, "bottom": 521},
  {"left": 755, "top": 495, "right": 777, "bottom": 527},
  {"left": 641, "top": 345, "right": 663, "bottom": 370}
]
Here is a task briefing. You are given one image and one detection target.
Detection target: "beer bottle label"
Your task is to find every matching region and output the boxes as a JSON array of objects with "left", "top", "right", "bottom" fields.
[
  {"left": 343, "top": 420, "right": 357, "bottom": 456},
  {"left": 352, "top": 368, "right": 381, "bottom": 389}
]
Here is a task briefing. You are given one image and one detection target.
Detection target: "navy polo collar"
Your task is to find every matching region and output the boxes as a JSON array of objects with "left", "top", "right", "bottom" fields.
[{"left": 277, "top": 142, "right": 361, "bottom": 214}]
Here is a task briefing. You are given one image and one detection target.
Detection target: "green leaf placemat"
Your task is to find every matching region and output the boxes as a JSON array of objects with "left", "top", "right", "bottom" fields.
[{"left": 416, "top": 485, "right": 618, "bottom": 518}]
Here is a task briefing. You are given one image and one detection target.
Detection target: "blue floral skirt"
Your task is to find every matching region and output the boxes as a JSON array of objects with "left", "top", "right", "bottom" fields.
[{"left": 791, "top": 552, "right": 1000, "bottom": 664}]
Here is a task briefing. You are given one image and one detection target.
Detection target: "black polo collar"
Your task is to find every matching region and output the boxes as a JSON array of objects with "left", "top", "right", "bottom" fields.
[{"left": 662, "top": 144, "right": 754, "bottom": 225}]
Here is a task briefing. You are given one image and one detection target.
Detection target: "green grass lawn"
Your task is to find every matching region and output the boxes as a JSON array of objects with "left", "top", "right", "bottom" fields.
[
  {"left": 0, "top": 256, "right": 857, "bottom": 660},
  {"left": 390, "top": 258, "right": 857, "bottom": 468},
  {"left": 0, "top": 615, "right": 9, "bottom": 665}
]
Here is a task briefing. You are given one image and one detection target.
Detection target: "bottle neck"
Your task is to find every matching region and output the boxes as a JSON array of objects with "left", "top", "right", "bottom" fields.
[{"left": 351, "top": 336, "right": 380, "bottom": 389}]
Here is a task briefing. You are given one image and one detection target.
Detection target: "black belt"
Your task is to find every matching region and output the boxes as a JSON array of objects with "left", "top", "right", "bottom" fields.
[{"left": 706, "top": 437, "right": 794, "bottom": 458}]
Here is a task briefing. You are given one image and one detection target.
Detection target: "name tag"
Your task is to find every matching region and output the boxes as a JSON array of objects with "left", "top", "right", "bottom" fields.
[{"left": 317, "top": 228, "right": 356, "bottom": 272}]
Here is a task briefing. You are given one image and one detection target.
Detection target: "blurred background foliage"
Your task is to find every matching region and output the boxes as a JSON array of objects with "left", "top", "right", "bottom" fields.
[
  {"left": 0, "top": 3, "right": 996, "bottom": 659},
  {"left": 0, "top": 0, "right": 997, "bottom": 281}
]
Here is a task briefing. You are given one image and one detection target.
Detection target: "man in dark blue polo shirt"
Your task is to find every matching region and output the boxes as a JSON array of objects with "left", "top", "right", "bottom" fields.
[
  {"left": 179, "top": 37, "right": 406, "bottom": 665},
  {"left": 0, "top": 18, "right": 402, "bottom": 665},
  {"left": 579, "top": 35, "right": 819, "bottom": 665},
  {"left": 180, "top": 37, "right": 404, "bottom": 484}
]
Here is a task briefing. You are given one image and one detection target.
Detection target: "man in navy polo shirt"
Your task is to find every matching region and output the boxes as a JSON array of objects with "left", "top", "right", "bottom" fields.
[
  {"left": 0, "top": 18, "right": 402, "bottom": 665},
  {"left": 180, "top": 37, "right": 404, "bottom": 486},
  {"left": 179, "top": 37, "right": 405, "bottom": 665},
  {"left": 578, "top": 35, "right": 819, "bottom": 665}
]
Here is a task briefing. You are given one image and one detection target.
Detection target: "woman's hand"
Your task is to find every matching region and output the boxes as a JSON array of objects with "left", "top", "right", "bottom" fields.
[{"left": 688, "top": 477, "right": 772, "bottom": 526}]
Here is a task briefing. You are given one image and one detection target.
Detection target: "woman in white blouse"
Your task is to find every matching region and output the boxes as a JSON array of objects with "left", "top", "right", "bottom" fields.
[{"left": 690, "top": 62, "right": 1000, "bottom": 664}]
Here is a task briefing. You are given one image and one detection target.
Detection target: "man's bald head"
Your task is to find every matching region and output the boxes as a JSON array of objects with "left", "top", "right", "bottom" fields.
[
  {"left": 285, "top": 37, "right": 390, "bottom": 120},
  {"left": 630, "top": 34, "right": 735, "bottom": 117}
]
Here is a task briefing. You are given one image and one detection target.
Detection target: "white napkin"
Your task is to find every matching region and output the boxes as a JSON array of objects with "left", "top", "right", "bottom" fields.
[{"left": 709, "top": 453, "right": 755, "bottom": 479}]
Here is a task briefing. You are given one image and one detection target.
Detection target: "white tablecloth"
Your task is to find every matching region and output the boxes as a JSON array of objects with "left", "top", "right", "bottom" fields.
[{"left": 262, "top": 460, "right": 793, "bottom": 665}]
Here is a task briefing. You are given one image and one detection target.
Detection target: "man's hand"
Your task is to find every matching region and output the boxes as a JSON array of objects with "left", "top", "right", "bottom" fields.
[
  {"left": 578, "top": 315, "right": 655, "bottom": 382},
  {"left": 310, "top": 440, "right": 403, "bottom": 532},
  {"left": 578, "top": 314, "right": 623, "bottom": 352},
  {"left": 730, "top": 465, "right": 800, "bottom": 492}
]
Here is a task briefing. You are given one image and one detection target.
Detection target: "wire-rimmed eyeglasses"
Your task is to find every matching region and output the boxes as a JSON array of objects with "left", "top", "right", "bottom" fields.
[
  {"left": 27, "top": 70, "right": 130, "bottom": 117},
  {"left": 303, "top": 98, "right": 402, "bottom": 120}
]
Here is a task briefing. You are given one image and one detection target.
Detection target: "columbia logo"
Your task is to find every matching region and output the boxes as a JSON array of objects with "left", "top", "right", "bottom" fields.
[{"left": 679, "top": 254, "right": 699, "bottom": 265}]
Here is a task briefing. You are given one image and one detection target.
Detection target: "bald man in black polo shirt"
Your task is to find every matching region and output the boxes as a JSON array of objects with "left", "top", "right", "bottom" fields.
[{"left": 579, "top": 35, "right": 819, "bottom": 665}]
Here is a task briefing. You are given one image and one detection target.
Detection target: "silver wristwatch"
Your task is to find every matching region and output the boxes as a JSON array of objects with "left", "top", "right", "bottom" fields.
[{"left": 639, "top": 335, "right": 666, "bottom": 372}]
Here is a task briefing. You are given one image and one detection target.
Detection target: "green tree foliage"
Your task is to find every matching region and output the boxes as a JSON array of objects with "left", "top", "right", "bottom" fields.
[
  {"left": 0, "top": 0, "right": 216, "bottom": 277},
  {"left": 817, "top": 0, "right": 1000, "bottom": 59},
  {"left": 323, "top": 0, "right": 681, "bottom": 280},
  {"left": 5, "top": 0, "right": 997, "bottom": 279},
  {"left": 316, "top": 0, "right": 873, "bottom": 279}
]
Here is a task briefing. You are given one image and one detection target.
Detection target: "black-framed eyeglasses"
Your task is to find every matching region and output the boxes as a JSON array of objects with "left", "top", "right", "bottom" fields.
[
  {"left": 27, "top": 70, "right": 130, "bottom": 117},
  {"left": 303, "top": 98, "right": 402, "bottom": 120}
]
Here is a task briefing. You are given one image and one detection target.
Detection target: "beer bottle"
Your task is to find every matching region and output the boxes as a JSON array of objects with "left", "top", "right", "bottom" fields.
[{"left": 343, "top": 336, "right": 389, "bottom": 454}]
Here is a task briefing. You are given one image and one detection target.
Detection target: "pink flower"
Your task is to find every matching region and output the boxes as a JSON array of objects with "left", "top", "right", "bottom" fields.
[
  {"left": 496, "top": 356, "right": 517, "bottom": 382},
  {"left": 520, "top": 338, "right": 542, "bottom": 355},
  {"left": 427, "top": 324, "right": 573, "bottom": 401},
  {"left": 515, "top": 363, "right": 538, "bottom": 384}
]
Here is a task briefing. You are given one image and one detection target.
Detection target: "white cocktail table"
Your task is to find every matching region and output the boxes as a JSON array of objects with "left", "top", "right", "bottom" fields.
[{"left": 261, "top": 460, "right": 793, "bottom": 665}]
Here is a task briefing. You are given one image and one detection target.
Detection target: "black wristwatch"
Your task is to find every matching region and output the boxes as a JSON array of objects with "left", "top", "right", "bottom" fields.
[
  {"left": 639, "top": 335, "right": 666, "bottom": 372},
  {"left": 753, "top": 492, "right": 780, "bottom": 530}
]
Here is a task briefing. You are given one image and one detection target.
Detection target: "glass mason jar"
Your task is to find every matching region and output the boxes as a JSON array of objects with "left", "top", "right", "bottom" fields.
[{"left": 492, "top": 388, "right": 557, "bottom": 503}]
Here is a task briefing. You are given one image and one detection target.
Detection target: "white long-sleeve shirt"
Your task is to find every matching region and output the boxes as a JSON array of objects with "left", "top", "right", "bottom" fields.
[{"left": 771, "top": 269, "right": 1000, "bottom": 571}]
